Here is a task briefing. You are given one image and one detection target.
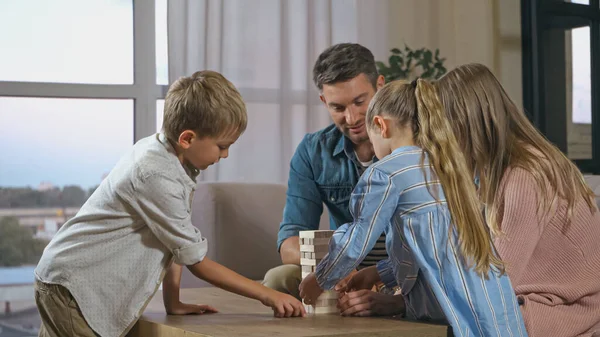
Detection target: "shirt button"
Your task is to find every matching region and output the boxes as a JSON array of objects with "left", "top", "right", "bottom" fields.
[{"left": 330, "top": 197, "right": 335, "bottom": 201}]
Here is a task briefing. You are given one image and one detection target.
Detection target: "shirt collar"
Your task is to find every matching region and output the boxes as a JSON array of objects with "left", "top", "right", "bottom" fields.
[
  {"left": 157, "top": 133, "right": 200, "bottom": 183},
  {"left": 333, "top": 133, "right": 346, "bottom": 157},
  {"left": 337, "top": 134, "right": 379, "bottom": 166}
]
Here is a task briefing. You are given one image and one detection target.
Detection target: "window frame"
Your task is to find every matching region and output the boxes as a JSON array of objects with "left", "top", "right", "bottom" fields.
[{"left": 521, "top": 0, "right": 600, "bottom": 173}]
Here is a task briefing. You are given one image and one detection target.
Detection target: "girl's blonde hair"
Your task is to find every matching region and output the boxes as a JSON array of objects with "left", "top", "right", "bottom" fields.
[
  {"left": 435, "top": 63, "right": 596, "bottom": 235},
  {"left": 366, "top": 79, "right": 504, "bottom": 276}
]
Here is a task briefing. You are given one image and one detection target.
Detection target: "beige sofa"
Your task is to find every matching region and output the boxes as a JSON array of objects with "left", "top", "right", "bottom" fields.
[
  {"left": 180, "top": 177, "right": 600, "bottom": 288},
  {"left": 180, "top": 182, "right": 329, "bottom": 288}
]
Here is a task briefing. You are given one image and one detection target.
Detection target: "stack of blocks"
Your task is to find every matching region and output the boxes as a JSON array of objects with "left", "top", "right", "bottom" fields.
[{"left": 299, "top": 230, "right": 338, "bottom": 314}]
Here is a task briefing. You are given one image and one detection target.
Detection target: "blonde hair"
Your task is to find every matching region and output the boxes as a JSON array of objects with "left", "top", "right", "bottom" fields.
[
  {"left": 435, "top": 63, "right": 596, "bottom": 233},
  {"left": 162, "top": 70, "right": 247, "bottom": 142},
  {"left": 367, "top": 79, "right": 504, "bottom": 276}
]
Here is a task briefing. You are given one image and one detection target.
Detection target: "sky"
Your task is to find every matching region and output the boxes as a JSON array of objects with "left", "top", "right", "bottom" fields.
[
  {"left": 0, "top": 0, "right": 168, "bottom": 189},
  {"left": 0, "top": 0, "right": 593, "bottom": 189}
]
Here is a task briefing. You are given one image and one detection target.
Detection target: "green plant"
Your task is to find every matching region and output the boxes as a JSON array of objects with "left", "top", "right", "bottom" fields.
[{"left": 376, "top": 45, "right": 447, "bottom": 82}]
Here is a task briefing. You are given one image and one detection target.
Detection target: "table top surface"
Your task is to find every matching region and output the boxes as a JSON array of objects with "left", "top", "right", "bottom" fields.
[{"left": 134, "top": 287, "right": 449, "bottom": 337}]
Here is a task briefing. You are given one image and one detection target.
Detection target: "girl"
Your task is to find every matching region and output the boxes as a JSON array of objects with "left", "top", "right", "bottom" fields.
[
  {"left": 299, "top": 79, "right": 527, "bottom": 336},
  {"left": 435, "top": 63, "right": 600, "bottom": 337}
]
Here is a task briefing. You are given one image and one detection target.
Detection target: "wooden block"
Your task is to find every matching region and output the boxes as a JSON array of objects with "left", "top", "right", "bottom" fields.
[
  {"left": 303, "top": 291, "right": 339, "bottom": 315},
  {"left": 319, "top": 290, "right": 339, "bottom": 300},
  {"left": 301, "top": 265, "right": 315, "bottom": 272},
  {"left": 300, "top": 258, "right": 320, "bottom": 266},
  {"left": 306, "top": 252, "right": 322, "bottom": 259},
  {"left": 299, "top": 230, "right": 334, "bottom": 239},
  {"left": 302, "top": 238, "right": 331, "bottom": 246},
  {"left": 299, "top": 244, "right": 329, "bottom": 253},
  {"left": 315, "top": 298, "right": 338, "bottom": 307},
  {"left": 314, "top": 306, "right": 339, "bottom": 314},
  {"left": 300, "top": 251, "right": 328, "bottom": 260}
]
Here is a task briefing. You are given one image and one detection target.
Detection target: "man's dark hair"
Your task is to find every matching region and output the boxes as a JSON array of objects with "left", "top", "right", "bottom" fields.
[{"left": 312, "top": 43, "right": 379, "bottom": 91}]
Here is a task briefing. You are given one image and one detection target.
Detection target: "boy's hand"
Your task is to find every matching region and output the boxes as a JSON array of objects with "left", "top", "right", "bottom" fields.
[
  {"left": 262, "top": 289, "right": 306, "bottom": 318},
  {"left": 335, "top": 265, "right": 379, "bottom": 293},
  {"left": 298, "top": 272, "right": 324, "bottom": 306},
  {"left": 166, "top": 301, "right": 218, "bottom": 315}
]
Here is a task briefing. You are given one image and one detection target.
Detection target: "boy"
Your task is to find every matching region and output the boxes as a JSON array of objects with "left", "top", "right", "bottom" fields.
[{"left": 34, "top": 70, "right": 305, "bottom": 337}]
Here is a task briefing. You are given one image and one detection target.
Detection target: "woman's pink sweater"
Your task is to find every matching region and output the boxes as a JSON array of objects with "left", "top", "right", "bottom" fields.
[{"left": 495, "top": 168, "right": 600, "bottom": 337}]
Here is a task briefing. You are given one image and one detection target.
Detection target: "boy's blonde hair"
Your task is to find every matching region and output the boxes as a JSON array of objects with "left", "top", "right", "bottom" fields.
[
  {"left": 366, "top": 79, "right": 504, "bottom": 277},
  {"left": 162, "top": 70, "right": 247, "bottom": 142}
]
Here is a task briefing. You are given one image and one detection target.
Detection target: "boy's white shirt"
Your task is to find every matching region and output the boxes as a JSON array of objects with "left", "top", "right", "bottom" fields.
[{"left": 34, "top": 133, "right": 206, "bottom": 337}]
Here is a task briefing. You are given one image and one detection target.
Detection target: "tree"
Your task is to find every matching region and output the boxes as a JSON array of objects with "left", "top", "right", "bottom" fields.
[
  {"left": 0, "top": 217, "right": 48, "bottom": 267},
  {"left": 61, "top": 185, "right": 87, "bottom": 206}
]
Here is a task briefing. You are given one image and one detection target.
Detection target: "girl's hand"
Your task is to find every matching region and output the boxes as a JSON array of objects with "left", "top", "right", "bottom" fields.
[
  {"left": 335, "top": 266, "right": 380, "bottom": 293},
  {"left": 299, "top": 272, "right": 324, "bottom": 306}
]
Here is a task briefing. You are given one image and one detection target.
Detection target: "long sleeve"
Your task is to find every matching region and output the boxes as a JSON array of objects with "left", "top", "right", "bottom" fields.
[
  {"left": 315, "top": 167, "right": 399, "bottom": 289},
  {"left": 277, "top": 135, "right": 324, "bottom": 250},
  {"left": 493, "top": 168, "right": 546, "bottom": 284},
  {"left": 134, "top": 171, "right": 207, "bottom": 266},
  {"left": 376, "top": 258, "right": 398, "bottom": 288}
]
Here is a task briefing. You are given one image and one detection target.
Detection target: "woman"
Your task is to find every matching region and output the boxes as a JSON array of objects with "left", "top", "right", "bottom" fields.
[{"left": 435, "top": 63, "right": 600, "bottom": 337}]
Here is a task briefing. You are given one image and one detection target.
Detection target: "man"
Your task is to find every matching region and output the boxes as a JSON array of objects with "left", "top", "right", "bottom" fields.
[{"left": 262, "top": 43, "right": 404, "bottom": 317}]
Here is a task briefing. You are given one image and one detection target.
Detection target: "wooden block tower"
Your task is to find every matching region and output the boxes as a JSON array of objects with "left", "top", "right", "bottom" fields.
[{"left": 299, "top": 230, "right": 338, "bottom": 314}]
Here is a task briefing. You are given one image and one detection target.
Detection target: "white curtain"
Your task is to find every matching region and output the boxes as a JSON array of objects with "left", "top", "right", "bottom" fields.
[{"left": 168, "top": 0, "right": 391, "bottom": 183}]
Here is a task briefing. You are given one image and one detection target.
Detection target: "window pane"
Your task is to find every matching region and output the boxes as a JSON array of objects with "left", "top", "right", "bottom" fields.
[
  {"left": 567, "top": 0, "right": 590, "bottom": 4},
  {"left": 157, "top": 99, "right": 165, "bottom": 133},
  {"left": 0, "top": 97, "right": 133, "bottom": 332},
  {"left": 0, "top": 0, "right": 133, "bottom": 84},
  {"left": 156, "top": 0, "right": 169, "bottom": 85},
  {"left": 568, "top": 26, "right": 592, "bottom": 160},
  {"left": 571, "top": 27, "right": 592, "bottom": 124},
  {"left": 542, "top": 23, "right": 592, "bottom": 160}
]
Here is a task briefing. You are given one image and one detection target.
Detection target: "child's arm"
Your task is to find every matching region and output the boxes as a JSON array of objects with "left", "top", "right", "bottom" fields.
[
  {"left": 316, "top": 168, "right": 399, "bottom": 288},
  {"left": 162, "top": 263, "right": 218, "bottom": 315},
  {"left": 299, "top": 168, "right": 399, "bottom": 304},
  {"left": 187, "top": 257, "right": 306, "bottom": 318}
]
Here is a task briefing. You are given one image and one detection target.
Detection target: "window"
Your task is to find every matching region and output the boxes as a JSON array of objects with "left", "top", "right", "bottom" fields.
[
  {"left": 521, "top": 0, "right": 600, "bottom": 172},
  {"left": 0, "top": 0, "right": 167, "bottom": 333}
]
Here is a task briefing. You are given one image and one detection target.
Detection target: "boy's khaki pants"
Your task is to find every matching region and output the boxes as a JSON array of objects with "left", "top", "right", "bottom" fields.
[{"left": 34, "top": 280, "right": 98, "bottom": 337}]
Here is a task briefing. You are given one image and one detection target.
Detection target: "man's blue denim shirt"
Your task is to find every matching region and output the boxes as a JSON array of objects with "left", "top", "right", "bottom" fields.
[{"left": 277, "top": 124, "right": 377, "bottom": 250}]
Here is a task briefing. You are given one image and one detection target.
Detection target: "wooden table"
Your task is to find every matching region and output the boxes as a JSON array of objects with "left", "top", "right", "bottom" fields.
[{"left": 128, "top": 287, "right": 450, "bottom": 337}]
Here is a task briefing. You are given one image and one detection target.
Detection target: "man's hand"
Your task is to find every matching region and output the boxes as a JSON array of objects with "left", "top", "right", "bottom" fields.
[
  {"left": 261, "top": 289, "right": 306, "bottom": 318},
  {"left": 335, "top": 266, "right": 380, "bottom": 293},
  {"left": 337, "top": 290, "right": 405, "bottom": 317},
  {"left": 280, "top": 236, "right": 301, "bottom": 265},
  {"left": 298, "top": 272, "right": 324, "bottom": 306},
  {"left": 166, "top": 302, "right": 218, "bottom": 315}
]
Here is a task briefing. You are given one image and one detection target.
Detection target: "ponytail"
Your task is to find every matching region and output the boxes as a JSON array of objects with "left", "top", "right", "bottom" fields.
[{"left": 414, "top": 79, "right": 504, "bottom": 276}]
